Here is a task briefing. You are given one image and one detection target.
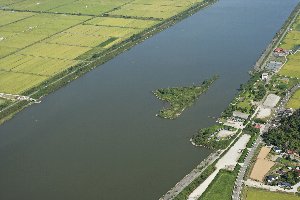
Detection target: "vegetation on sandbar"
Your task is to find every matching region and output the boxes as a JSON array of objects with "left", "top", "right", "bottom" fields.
[{"left": 153, "top": 75, "right": 218, "bottom": 119}]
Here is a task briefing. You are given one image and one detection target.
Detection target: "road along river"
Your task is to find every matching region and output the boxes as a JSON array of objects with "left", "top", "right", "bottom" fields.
[{"left": 0, "top": 0, "right": 298, "bottom": 199}]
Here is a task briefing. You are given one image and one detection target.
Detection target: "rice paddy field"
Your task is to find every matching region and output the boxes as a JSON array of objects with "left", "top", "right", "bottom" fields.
[
  {"left": 279, "top": 13, "right": 300, "bottom": 78},
  {"left": 244, "top": 187, "right": 300, "bottom": 200},
  {"left": 286, "top": 89, "right": 300, "bottom": 109},
  {"left": 0, "top": 0, "right": 205, "bottom": 95}
]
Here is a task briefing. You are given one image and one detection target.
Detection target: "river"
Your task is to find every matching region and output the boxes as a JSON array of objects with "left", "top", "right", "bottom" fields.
[{"left": 0, "top": 0, "right": 298, "bottom": 199}]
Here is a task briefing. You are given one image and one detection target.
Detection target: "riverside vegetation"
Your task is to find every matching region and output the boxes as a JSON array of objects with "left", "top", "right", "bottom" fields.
[{"left": 153, "top": 75, "right": 218, "bottom": 119}]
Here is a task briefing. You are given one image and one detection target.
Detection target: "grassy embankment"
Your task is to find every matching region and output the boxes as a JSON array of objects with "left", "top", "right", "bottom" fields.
[
  {"left": 199, "top": 168, "right": 239, "bottom": 200},
  {"left": 0, "top": 0, "right": 218, "bottom": 124},
  {"left": 153, "top": 75, "right": 218, "bottom": 119}
]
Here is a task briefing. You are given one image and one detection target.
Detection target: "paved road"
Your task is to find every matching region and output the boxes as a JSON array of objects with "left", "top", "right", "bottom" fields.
[
  {"left": 232, "top": 136, "right": 263, "bottom": 200},
  {"left": 245, "top": 179, "right": 300, "bottom": 193},
  {"left": 232, "top": 83, "right": 300, "bottom": 200},
  {"left": 188, "top": 134, "right": 251, "bottom": 200},
  {"left": 254, "top": 4, "right": 300, "bottom": 71}
]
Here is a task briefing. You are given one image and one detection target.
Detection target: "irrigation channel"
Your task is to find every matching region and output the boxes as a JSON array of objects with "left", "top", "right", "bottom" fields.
[{"left": 0, "top": 0, "right": 298, "bottom": 199}]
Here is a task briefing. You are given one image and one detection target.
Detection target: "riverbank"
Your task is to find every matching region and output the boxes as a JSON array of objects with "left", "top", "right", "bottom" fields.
[
  {"left": 254, "top": 2, "right": 300, "bottom": 71},
  {"left": 0, "top": 0, "right": 218, "bottom": 126},
  {"left": 160, "top": 2, "right": 300, "bottom": 199}
]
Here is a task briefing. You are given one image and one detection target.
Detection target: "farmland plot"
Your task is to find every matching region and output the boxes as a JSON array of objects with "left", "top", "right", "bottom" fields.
[
  {"left": 0, "top": 71, "right": 47, "bottom": 94},
  {"left": 18, "top": 43, "right": 91, "bottom": 60},
  {"left": 279, "top": 52, "right": 300, "bottom": 78},
  {"left": 0, "top": 10, "right": 34, "bottom": 26},
  {"left": 279, "top": 13, "right": 300, "bottom": 78},
  {"left": 108, "top": 0, "right": 204, "bottom": 19},
  {"left": 85, "top": 17, "right": 159, "bottom": 29},
  {"left": 0, "top": 0, "right": 209, "bottom": 95},
  {"left": 0, "top": 54, "right": 79, "bottom": 76},
  {"left": 286, "top": 89, "right": 300, "bottom": 109}
]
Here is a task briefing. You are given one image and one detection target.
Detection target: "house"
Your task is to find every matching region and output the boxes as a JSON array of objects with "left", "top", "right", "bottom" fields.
[
  {"left": 274, "top": 47, "right": 285, "bottom": 53},
  {"left": 273, "top": 146, "right": 282, "bottom": 154},
  {"left": 287, "top": 150, "right": 295, "bottom": 155},
  {"left": 261, "top": 73, "right": 269, "bottom": 81},
  {"left": 277, "top": 169, "right": 285, "bottom": 175},
  {"left": 265, "top": 175, "right": 277, "bottom": 183},
  {"left": 278, "top": 182, "right": 292, "bottom": 188},
  {"left": 273, "top": 48, "right": 288, "bottom": 57},
  {"left": 254, "top": 124, "right": 262, "bottom": 129}
]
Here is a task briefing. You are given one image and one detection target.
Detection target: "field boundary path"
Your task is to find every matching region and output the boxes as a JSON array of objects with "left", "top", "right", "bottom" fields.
[{"left": 244, "top": 179, "right": 300, "bottom": 193}]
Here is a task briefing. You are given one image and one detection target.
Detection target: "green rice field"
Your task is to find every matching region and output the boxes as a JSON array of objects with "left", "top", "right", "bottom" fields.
[{"left": 0, "top": 0, "right": 206, "bottom": 95}]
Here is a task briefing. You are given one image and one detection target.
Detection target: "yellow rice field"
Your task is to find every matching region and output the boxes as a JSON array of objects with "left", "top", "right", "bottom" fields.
[
  {"left": 0, "top": 0, "right": 207, "bottom": 95},
  {"left": 286, "top": 89, "right": 300, "bottom": 109},
  {"left": 279, "top": 52, "right": 300, "bottom": 78}
]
